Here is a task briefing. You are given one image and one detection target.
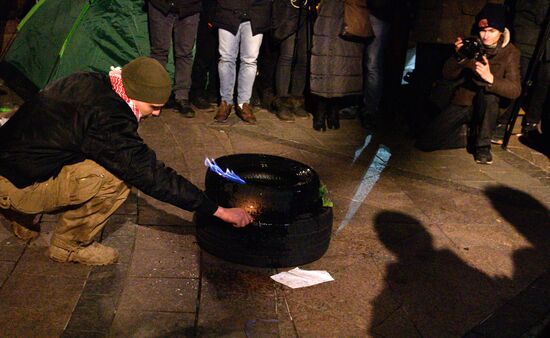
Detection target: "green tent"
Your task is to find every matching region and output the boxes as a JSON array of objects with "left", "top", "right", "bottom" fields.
[{"left": 1, "top": 0, "right": 174, "bottom": 95}]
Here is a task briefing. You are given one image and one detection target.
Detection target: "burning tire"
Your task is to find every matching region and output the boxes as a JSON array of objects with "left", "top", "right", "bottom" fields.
[{"left": 196, "top": 154, "right": 333, "bottom": 268}]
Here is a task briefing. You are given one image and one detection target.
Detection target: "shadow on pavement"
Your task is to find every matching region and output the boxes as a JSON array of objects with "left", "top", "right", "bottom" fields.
[
  {"left": 370, "top": 186, "right": 550, "bottom": 337},
  {"left": 369, "top": 211, "right": 504, "bottom": 337}
]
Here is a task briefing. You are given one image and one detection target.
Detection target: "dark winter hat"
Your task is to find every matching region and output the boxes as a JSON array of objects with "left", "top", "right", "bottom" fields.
[
  {"left": 476, "top": 4, "right": 506, "bottom": 32},
  {"left": 121, "top": 56, "right": 171, "bottom": 104}
]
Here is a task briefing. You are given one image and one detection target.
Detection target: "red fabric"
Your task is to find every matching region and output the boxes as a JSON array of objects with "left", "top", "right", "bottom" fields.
[{"left": 109, "top": 69, "right": 142, "bottom": 121}]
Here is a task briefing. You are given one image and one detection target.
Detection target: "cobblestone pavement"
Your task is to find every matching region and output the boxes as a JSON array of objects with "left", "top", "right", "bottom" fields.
[{"left": 0, "top": 86, "right": 549, "bottom": 337}]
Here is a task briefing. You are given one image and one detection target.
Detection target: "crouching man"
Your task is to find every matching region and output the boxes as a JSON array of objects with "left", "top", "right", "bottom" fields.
[
  {"left": 416, "top": 4, "right": 521, "bottom": 164},
  {"left": 0, "top": 57, "right": 253, "bottom": 265}
]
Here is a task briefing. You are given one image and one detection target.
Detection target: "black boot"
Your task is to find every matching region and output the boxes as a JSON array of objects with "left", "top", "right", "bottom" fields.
[
  {"left": 313, "top": 100, "right": 327, "bottom": 132},
  {"left": 327, "top": 104, "right": 340, "bottom": 130}
]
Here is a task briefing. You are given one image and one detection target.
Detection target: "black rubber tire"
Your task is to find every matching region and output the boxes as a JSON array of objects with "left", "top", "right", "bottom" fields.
[
  {"left": 204, "top": 154, "right": 322, "bottom": 224},
  {"left": 196, "top": 207, "right": 333, "bottom": 268}
]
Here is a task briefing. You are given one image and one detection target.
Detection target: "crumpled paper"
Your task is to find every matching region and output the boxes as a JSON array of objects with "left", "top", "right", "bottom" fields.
[{"left": 270, "top": 268, "right": 334, "bottom": 289}]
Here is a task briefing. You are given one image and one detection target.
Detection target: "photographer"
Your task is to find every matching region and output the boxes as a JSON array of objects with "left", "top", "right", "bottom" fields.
[{"left": 416, "top": 4, "right": 521, "bottom": 165}]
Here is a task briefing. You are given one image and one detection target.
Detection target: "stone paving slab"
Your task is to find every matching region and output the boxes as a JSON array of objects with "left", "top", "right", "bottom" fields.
[
  {"left": 0, "top": 101, "right": 549, "bottom": 338},
  {"left": 109, "top": 311, "right": 196, "bottom": 337}
]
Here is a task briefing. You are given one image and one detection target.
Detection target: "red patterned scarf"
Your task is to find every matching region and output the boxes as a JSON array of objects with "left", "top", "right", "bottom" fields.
[{"left": 109, "top": 67, "right": 142, "bottom": 121}]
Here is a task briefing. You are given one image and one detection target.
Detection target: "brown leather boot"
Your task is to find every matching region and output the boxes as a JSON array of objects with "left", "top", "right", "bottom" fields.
[
  {"left": 214, "top": 100, "right": 232, "bottom": 123},
  {"left": 273, "top": 97, "right": 294, "bottom": 122},
  {"left": 2, "top": 209, "right": 40, "bottom": 241},
  {"left": 235, "top": 103, "right": 257, "bottom": 124},
  {"left": 289, "top": 96, "right": 309, "bottom": 118}
]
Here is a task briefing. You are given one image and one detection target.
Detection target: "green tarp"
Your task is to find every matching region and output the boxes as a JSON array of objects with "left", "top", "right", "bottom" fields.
[{"left": 3, "top": 0, "right": 174, "bottom": 90}]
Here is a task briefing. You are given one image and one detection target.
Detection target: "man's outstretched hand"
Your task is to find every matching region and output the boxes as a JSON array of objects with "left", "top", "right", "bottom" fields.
[{"left": 214, "top": 207, "right": 254, "bottom": 228}]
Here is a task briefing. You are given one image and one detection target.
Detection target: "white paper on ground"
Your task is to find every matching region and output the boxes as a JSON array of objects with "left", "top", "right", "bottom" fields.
[{"left": 270, "top": 267, "right": 334, "bottom": 289}]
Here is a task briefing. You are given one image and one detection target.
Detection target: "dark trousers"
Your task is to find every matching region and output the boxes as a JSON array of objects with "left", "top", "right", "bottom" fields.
[
  {"left": 256, "top": 35, "right": 279, "bottom": 94},
  {"left": 524, "top": 59, "right": 550, "bottom": 126},
  {"left": 189, "top": 8, "right": 219, "bottom": 101},
  {"left": 148, "top": 3, "right": 199, "bottom": 101},
  {"left": 417, "top": 93, "right": 500, "bottom": 150},
  {"left": 474, "top": 93, "right": 500, "bottom": 147},
  {"left": 411, "top": 43, "right": 455, "bottom": 128},
  {"left": 275, "top": 21, "right": 307, "bottom": 97}
]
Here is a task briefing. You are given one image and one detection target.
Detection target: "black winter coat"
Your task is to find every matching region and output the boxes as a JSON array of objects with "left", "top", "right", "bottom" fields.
[
  {"left": 514, "top": 0, "right": 550, "bottom": 61},
  {"left": 0, "top": 72, "right": 218, "bottom": 215},
  {"left": 213, "top": 0, "right": 272, "bottom": 36},
  {"left": 310, "top": 0, "right": 366, "bottom": 98},
  {"left": 149, "top": 0, "right": 202, "bottom": 18}
]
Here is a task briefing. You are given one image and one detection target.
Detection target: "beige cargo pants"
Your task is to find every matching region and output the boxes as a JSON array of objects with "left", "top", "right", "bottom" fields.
[{"left": 0, "top": 160, "right": 130, "bottom": 250}]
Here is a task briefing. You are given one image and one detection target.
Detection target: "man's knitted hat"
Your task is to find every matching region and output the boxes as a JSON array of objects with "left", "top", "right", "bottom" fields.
[
  {"left": 476, "top": 4, "right": 506, "bottom": 32},
  {"left": 121, "top": 57, "right": 171, "bottom": 104}
]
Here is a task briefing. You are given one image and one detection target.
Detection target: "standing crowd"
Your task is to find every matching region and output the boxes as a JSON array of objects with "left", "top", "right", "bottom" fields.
[
  {"left": 149, "top": 0, "right": 548, "bottom": 164},
  {"left": 148, "top": 0, "right": 393, "bottom": 131}
]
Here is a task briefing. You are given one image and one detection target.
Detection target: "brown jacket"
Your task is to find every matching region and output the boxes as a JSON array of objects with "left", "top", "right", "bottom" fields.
[
  {"left": 442, "top": 30, "right": 522, "bottom": 107},
  {"left": 410, "top": 0, "right": 505, "bottom": 45}
]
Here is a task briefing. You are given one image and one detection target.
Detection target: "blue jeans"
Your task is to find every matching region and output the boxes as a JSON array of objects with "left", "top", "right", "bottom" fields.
[
  {"left": 218, "top": 22, "right": 263, "bottom": 105},
  {"left": 363, "top": 14, "right": 390, "bottom": 115}
]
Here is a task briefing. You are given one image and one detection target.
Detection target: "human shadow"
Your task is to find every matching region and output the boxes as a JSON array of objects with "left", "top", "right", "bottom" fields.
[
  {"left": 370, "top": 187, "right": 550, "bottom": 337},
  {"left": 369, "top": 211, "right": 507, "bottom": 337},
  {"left": 485, "top": 185, "right": 550, "bottom": 296}
]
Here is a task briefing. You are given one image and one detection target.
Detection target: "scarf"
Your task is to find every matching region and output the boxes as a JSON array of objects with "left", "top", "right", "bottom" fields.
[{"left": 109, "top": 67, "right": 142, "bottom": 121}]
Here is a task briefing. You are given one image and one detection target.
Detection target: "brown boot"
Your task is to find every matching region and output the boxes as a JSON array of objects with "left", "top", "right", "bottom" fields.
[
  {"left": 2, "top": 209, "right": 40, "bottom": 241},
  {"left": 214, "top": 100, "right": 232, "bottom": 123},
  {"left": 273, "top": 97, "right": 295, "bottom": 122},
  {"left": 12, "top": 221, "right": 40, "bottom": 241},
  {"left": 235, "top": 103, "right": 257, "bottom": 124},
  {"left": 49, "top": 241, "right": 119, "bottom": 266},
  {"left": 289, "top": 96, "right": 309, "bottom": 119}
]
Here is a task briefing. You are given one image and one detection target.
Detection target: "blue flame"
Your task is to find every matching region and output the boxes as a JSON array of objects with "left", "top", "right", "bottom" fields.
[{"left": 204, "top": 157, "right": 247, "bottom": 184}]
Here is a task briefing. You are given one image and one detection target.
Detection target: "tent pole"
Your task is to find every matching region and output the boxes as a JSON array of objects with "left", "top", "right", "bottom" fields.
[
  {"left": 17, "top": 0, "right": 48, "bottom": 32},
  {"left": 46, "top": 0, "right": 93, "bottom": 84}
]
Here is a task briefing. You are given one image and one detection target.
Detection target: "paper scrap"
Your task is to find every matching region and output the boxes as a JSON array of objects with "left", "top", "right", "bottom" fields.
[{"left": 270, "top": 268, "right": 334, "bottom": 289}]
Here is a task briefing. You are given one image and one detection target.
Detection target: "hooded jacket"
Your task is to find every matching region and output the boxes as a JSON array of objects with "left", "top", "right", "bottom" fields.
[{"left": 0, "top": 72, "right": 218, "bottom": 215}]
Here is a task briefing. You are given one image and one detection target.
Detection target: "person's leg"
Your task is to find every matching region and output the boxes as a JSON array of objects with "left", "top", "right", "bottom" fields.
[
  {"left": 473, "top": 94, "right": 500, "bottom": 164},
  {"left": 475, "top": 94, "right": 500, "bottom": 147},
  {"left": 256, "top": 34, "right": 278, "bottom": 109},
  {"left": 523, "top": 61, "right": 550, "bottom": 132},
  {"left": 415, "top": 104, "right": 471, "bottom": 151},
  {"left": 218, "top": 28, "right": 240, "bottom": 104},
  {"left": 273, "top": 33, "right": 297, "bottom": 121},
  {"left": 275, "top": 33, "right": 296, "bottom": 98},
  {"left": 190, "top": 10, "right": 212, "bottom": 105},
  {"left": 0, "top": 160, "right": 130, "bottom": 264},
  {"left": 148, "top": 3, "right": 175, "bottom": 67},
  {"left": 363, "top": 14, "right": 390, "bottom": 117},
  {"left": 289, "top": 21, "right": 308, "bottom": 97},
  {"left": 237, "top": 22, "right": 263, "bottom": 106},
  {"left": 173, "top": 13, "right": 200, "bottom": 106}
]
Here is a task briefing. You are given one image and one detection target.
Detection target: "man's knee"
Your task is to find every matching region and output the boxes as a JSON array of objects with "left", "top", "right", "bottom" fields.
[{"left": 65, "top": 160, "right": 130, "bottom": 203}]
